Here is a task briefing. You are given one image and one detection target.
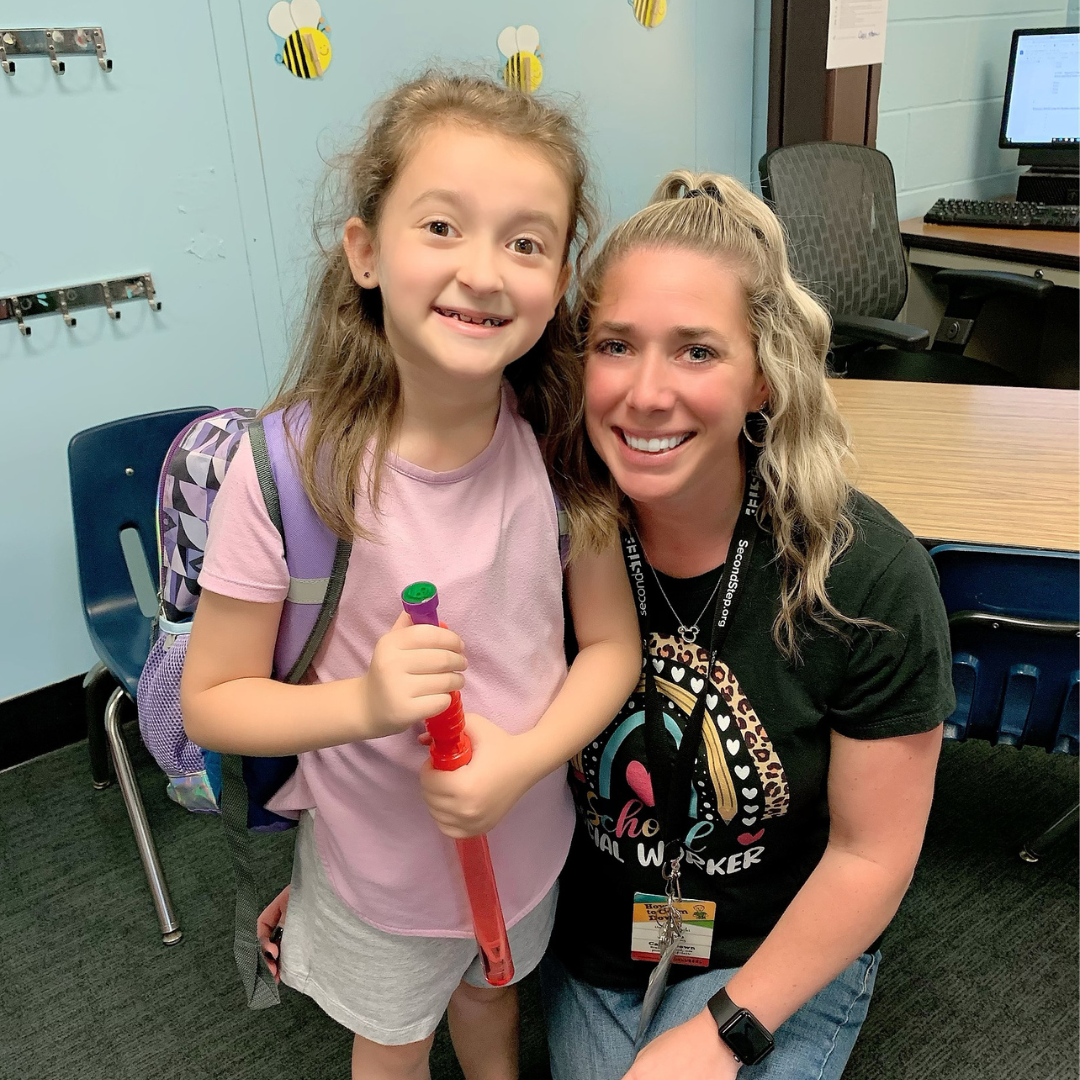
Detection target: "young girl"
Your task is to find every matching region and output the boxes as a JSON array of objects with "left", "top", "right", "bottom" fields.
[{"left": 181, "top": 73, "right": 640, "bottom": 1080}]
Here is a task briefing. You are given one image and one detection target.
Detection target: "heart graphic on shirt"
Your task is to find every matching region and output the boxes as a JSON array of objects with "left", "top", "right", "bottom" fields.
[
  {"left": 690, "top": 676, "right": 704, "bottom": 694},
  {"left": 726, "top": 739, "right": 741, "bottom": 756},
  {"left": 625, "top": 761, "right": 656, "bottom": 806},
  {"left": 734, "top": 765, "right": 751, "bottom": 780},
  {"left": 742, "top": 817, "right": 758, "bottom": 826},
  {"left": 652, "top": 658, "right": 665, "bottom": 673},
  {"left": 718, "top": 715, "right": 730, "bottom": 731},
  {"left": 737, "top": 829, "right": 765, "bottom": 846},
  {"left": 670, "top": 666, "right": 685, "bottom": 683},
  {"left": 743, "top": 804, "right": 760, "bottom": 814},
  {"left": 741, "top": 788, "right": 758, "bottom": 799},
  {"left": 706, "top": 694, "right": 719, "bottom": 711}
]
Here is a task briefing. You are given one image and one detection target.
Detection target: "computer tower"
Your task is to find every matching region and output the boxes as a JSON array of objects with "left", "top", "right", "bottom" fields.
[{"left": 1017, "top": 169, "right": 1079, "bottom": 205}]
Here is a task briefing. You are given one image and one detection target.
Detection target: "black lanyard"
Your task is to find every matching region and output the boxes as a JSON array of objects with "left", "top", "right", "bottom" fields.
[{"left": 620, "top": 453, "right": 762, "bottom": 862}]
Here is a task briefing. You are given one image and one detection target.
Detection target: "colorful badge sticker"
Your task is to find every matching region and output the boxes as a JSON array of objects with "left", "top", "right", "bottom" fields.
[
  {"left": 498, "top": 25, "right": 543, "bottom": 93},
  {"left": 632, "top": 893, "right": 716, "bottom": 966},
  {"left": 629, "top": 0, "right": 667, "bottom": 28},
  {"left": 268, "top": 0, "right": 332, "bottom": 78}
]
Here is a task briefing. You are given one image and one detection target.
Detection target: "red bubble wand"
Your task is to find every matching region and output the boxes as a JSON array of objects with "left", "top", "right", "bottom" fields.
[{"left": 401, "top": 581, "right": 514, "bottom": 987}]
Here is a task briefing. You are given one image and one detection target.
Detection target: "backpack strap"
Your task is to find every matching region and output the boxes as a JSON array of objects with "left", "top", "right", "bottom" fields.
[
  {"left": 553, "top": 490, "right": 571, "bottom": 571},
  {"left": 251, "top": 410, "right": 353, "bottom": 682},
  {"left": 224, "top": 406, "right": 351, "bottom": 1010}
]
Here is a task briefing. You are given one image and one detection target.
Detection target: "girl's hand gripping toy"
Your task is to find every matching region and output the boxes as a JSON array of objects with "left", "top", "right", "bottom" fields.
[{"left": 401, "top": 581, "right": 515, "bottom": 987}]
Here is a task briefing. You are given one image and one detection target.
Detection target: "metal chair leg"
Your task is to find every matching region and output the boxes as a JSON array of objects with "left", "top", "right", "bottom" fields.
[
  {"left": 104, "top": 687, "right": 183, "bottom": 945},
  {"left": 84, "top": 662, "right": 114, "bottom": 789},
  {"left": 1019, "top": 800, "right": 1080, "bottom": 863}
]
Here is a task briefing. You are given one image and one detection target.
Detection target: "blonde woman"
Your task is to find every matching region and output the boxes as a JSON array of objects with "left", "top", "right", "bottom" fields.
[{"left": 542, "top": 173, "right": 954, "bottom": 1079}]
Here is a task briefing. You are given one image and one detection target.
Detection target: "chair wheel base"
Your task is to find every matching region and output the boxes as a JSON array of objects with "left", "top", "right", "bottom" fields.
[
  {"left": 1018, "top": 847, "right": 1040, "bottom": 863},
  {"left": 162, "top": 929, "right": 183, "bottom": 946}
]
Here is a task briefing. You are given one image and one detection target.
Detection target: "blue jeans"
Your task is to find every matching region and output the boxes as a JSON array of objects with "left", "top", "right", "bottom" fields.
[{"left": 541, "top": 950, "right": 880, "bottom": 1080}]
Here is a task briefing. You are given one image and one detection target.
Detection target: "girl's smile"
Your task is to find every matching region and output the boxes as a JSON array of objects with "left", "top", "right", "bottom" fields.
[{"left": 432, "top": 304, "right": 513, "bottom": 335}]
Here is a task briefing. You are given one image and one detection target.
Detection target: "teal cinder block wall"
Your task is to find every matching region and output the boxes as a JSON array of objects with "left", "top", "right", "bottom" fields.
[
  {"left": 1, "top": 1, "right": 764, "bottom": 702},
  {"left": 877, "top": 1, "right": 1077, "bottom": 220}
]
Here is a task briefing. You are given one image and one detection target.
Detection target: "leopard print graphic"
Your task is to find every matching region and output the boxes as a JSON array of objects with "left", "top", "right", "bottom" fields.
[
  {"left": 645, "top": 633, "right": 791, "bottom": 821},
  {"left": 709, "top": 656, "right": 791, "bottom": 820}
]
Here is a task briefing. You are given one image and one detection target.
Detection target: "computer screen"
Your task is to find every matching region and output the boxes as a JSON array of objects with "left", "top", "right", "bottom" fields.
[{"left": 1000, "top": 27, "right": 1079, "bottom": 148}]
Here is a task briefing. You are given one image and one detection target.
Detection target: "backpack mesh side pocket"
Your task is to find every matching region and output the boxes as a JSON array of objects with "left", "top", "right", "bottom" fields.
[{"left": 137, "top": 630, "right": 221, "bottom": 812}]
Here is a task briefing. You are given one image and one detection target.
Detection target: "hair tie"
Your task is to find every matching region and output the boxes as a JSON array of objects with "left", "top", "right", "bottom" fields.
[{"left": 684, "top": 187, "right": 724, "bottom": 206}]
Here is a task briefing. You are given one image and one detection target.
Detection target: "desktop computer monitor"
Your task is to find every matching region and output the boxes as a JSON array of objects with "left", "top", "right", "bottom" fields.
[{"left": 999, "top": 26, "right": 1079, "bottom": 203}]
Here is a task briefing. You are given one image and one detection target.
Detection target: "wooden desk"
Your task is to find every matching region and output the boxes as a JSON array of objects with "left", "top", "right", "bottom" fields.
[
  {"left": 897, "top": 217, "right": 1079, "bottom": 390},
  {"left": 900, "top": 216, "right": 1079, "bottom": 277},
  {"left": 830, "top": 379, "right": 1079, "bottom": 552}
]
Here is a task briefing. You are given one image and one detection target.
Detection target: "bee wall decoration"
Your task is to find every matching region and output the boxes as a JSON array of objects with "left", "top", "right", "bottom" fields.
[
  {"left": 629, "top": 0, "right": 667, "bottom": 28},
  {"left": 268, "top": 0, "right": 332, "bottom": 78},
  {"left": 497, "top": 25, "right": 542, "bottom": 93}
]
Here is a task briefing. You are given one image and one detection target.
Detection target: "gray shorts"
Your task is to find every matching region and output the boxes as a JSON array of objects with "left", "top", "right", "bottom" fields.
[{"left": 278, "top": 810, "right": 558, "bottom": 1045}]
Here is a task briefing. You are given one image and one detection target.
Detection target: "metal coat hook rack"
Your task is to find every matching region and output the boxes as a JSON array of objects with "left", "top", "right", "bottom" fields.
[
  {"left": 0, "top": 27, "right": 111, "bottom": 75},
  {"left": 0, "top": 274, "right": 160, "bottom": 336}
]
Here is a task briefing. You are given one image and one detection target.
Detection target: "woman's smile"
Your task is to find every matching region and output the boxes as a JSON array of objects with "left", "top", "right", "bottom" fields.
[{"left": 617, "top": 428, "right": 695, "bottom": 455}]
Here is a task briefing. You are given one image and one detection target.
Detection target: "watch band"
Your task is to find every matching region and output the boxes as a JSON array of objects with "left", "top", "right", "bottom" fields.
[
  {"left": 706, "top": 987, "right": 776, "bottom": 1066},
  {"left": 706, "top": 985, "right": 744, "bottom": 1029}
]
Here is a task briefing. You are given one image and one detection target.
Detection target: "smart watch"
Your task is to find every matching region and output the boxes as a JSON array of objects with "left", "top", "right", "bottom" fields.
[{"left": 706, "top": 987, "right": 775, "bottom": 1066}]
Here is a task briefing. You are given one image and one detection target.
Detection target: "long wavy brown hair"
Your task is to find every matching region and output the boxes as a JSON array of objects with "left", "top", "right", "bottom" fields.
[
  {"left": 264, "top": 71, "right": 614, "bottom": 559},
  {"left": 571, "top": 170, "right": 877, "bottom": 658}
]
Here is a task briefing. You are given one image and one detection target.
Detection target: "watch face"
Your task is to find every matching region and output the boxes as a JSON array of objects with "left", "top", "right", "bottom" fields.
[{"left": 721, "top": 1012, "right": 775, "bottom": 1066}]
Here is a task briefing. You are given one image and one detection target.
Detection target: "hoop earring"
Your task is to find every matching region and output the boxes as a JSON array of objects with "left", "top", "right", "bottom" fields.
[{"left": 742, "top": 411, "right": 767, "bottom": 448}]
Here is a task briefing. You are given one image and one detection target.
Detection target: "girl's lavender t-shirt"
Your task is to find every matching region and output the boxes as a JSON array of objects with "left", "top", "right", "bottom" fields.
[{"left": 199, "top": 386, "right": 573, "bottom": 936}]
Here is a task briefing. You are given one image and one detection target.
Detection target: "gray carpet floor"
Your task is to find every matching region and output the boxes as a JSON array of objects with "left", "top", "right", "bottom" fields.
[{"left": 1, "top": 727, "right": 1076, "bottom": 1080}]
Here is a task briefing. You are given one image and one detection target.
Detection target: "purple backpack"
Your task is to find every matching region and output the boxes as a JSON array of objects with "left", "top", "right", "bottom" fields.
[{"left": 136, "top": 407, "right": 351, "bottom": 831}]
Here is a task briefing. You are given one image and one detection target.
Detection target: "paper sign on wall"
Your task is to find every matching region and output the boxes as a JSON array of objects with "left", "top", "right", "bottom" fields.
[{"left": 826, "top": 0, "right": 888, "bottom": 70}]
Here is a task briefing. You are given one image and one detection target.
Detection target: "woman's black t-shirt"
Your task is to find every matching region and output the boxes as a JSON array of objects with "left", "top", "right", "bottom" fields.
[{"left": 551, "top": 492, "right": 955, "bottom": 990}]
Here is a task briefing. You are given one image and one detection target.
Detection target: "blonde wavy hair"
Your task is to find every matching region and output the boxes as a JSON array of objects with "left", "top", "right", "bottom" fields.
[
  {"left": 264, "top": 71, "right": 613, "bottom": 559},
  {"left": 572, "top": 170, "right": 869, "bottom": 658}
]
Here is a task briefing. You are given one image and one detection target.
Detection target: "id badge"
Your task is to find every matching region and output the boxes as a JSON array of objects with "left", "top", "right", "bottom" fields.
[{"left": 631, "top": 893, "right": 716, "bottom": 967}]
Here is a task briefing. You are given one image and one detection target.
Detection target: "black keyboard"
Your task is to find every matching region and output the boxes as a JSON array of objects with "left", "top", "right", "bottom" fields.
[{"left": 924, "top": 198, "right": 1079, "bottom": 232}]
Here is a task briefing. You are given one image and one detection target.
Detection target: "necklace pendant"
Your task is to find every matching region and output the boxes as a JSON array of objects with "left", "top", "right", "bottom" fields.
[{"left": 678, "top": 623, "right": 699, "bottom": 643}]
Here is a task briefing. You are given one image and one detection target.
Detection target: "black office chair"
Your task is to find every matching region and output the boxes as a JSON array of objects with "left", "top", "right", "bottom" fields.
[
  {"left": 759, "top": 143, "right": 1054, "bottom": 385},
  {"left": 930, "top": 543, "right": 1079, "bottom": 860},
  {"left": 68, "top": 406, "right": 215, "bottom": 945}
]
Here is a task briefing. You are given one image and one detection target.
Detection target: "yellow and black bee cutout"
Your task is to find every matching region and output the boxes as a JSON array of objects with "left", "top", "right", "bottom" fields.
[
  {"left": 497, "top": 25, "right": 543, "bottom": 94},
  {"left": 629, "top": 0, "right": 667, "bottom": 29},
  {"left": 268, "top": 0, "right": 332, "bottom": 79}
]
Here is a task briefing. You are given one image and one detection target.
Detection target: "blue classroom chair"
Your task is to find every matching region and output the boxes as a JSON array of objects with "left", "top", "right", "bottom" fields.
[
  {"left": 930, "top": 544, "right": 1079, "bottom": 860},
  {"left": 68, "top": 407, "right": 214, "bottom": 944}
]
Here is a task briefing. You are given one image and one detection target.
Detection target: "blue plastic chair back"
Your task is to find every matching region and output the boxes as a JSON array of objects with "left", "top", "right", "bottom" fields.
[
  {"left": 930, "top": 544, "right": 1079, "bottom": 753},
  {"left": 68, "top": 407, "right": 214, "bottom": 697}
]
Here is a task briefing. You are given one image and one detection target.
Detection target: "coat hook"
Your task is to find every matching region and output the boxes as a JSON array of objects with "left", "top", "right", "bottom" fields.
[
  {"left": 9, "top": 297, "right": 30, "bottom": 336},
  {"left": 142, "top": 275, "right": 161, "bottom": 312},
  {"left": 47, "top": 30, "right": 65, "bottom": 74},
  {"left": 92, "top": 28, "right": 111, "bottom": 72},
  {"left": 0, "top": 33, "right": 14, "bottom": 75},
  {"left": 58, "top": 291, "right": 77, "bottom": 327},
  {"left": 101, "top": 281, "right": 120, "bottom": 320}
]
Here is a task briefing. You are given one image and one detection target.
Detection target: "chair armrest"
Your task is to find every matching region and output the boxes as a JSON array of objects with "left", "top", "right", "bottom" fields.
[
  {"left": 948, "top": 610, "right": 1080, "bottom": 636},
  {"left": 832, "top": 314, "right": 931, "bottom": 352},
  {"left": 933, "top": 269, "right": 1055, "bottom": 303}
]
